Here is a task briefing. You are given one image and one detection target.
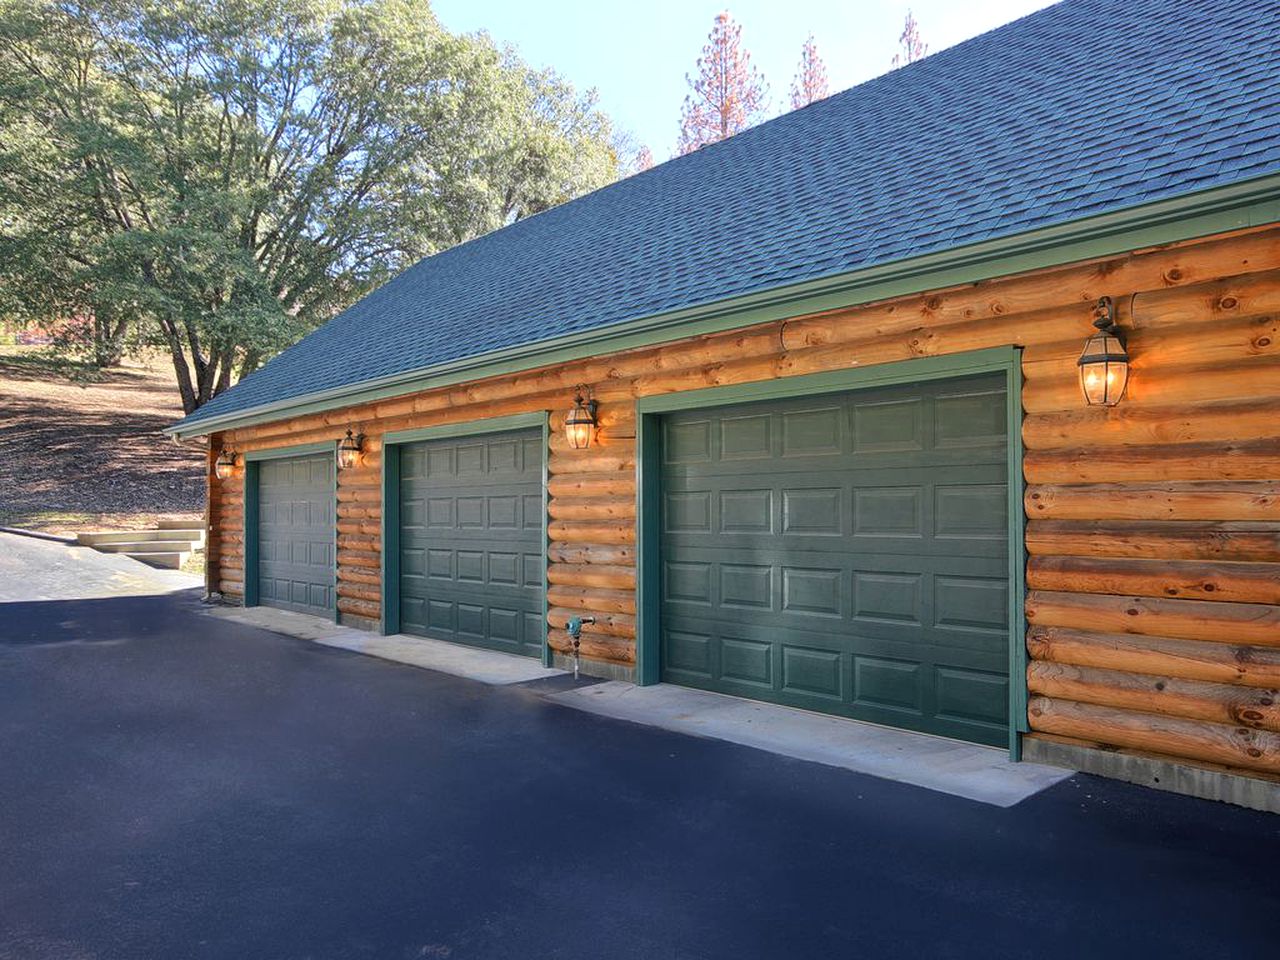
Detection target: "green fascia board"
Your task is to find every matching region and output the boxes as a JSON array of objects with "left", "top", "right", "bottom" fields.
[
  {"left": 634, "top": 346, "right": 1027, "bottom": 760},
  {"left": 171, "top": 172, "right": 1280, "bottom": 439}
]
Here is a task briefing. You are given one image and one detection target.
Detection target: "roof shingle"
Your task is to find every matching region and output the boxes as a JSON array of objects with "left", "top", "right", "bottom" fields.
[{"left": 176, "top": 0, "right": 1280, "bottom": 431}]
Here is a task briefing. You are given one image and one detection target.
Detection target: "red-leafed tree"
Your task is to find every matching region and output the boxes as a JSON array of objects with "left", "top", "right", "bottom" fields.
[
  {"left": 790, "top": 33, "right": 830, "bottom": 109},
  {"left": 633, "top": 146, "right": 655, "bottom": 173},
  {"left": 678, "top": 11, "right": 769, "bottom": 155},
  {"left": 891, "top": 9, "right": 928, "bottom": 68}
]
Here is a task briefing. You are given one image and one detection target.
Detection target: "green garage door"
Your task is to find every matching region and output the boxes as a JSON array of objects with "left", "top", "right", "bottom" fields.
[
  {"left": 257, "top": 454, "right": 335, "bottom": 616},
  {"left": 399, "top": 428, "right": 545, "bottom": 658},
  {"left": 660, "top": 373, "right": 1010, "bottom": 746}
]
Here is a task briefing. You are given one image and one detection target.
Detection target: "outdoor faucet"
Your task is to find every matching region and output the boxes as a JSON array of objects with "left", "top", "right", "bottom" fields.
[{"left": 565, "top": 615, "right": 596, "bottom": 681}]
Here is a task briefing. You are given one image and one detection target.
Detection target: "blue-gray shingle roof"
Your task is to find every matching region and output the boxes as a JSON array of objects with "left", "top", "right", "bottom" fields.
[{"left": 175, "top": 0, "right": 1280, "bottom": 433}]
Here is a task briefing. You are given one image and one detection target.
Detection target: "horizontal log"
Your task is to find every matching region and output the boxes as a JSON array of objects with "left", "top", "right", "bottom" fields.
[
  {"left": 1021, "top": 313, "right": 1280, "bottom": 382},
  {"left": 337, "top": 487, "right": 382, "bottom": 504},
  {"left": 546, "top": 563, "right": 636, "bottom": 590},
  {"left": 1024, "top": 440, "right": 1280, "bottom": 484},
  {"left": 338, "top": 597, "right": 380, "bottom": 619},
  {"left": 548, "top": 520, "right": 636, "bottom": 544},
  {"left": 547, "top": 629, "right": 635, "bottom": 665},
  {"left": 1025, "top": 590, "right": 1280, "bottom": 647},
  {"left": 1132, "top": 268, "right": 1280, "bottom": 329},
  {"left": 1026, "top": 556, "right": 1280, "bottom": 605},
  {"left": 1024, "top": 482, "right": 1280, "bottom": 521},
  {"left": 548, "top": 452, "right": 634, "bottom": 476},
  {"left": 1022, "top": 399, "right": 1280, "bottom": 451},
  {"left": 336, "top": 550, "right": 381, "bottom": 571},
  {"left": 336, "top": 505, "right": 382, "bottom": 520},
  {"left": 1027, "top": 661, "right": 1280, "bottom": 732},
  {"left": 336, "top": 476, "right": 381, "bottom": 493},
  {"left": 1027, "top": 695, "right": 1280, "bottom": 774},
  {"left": 337, "top": 567, "right": 381, "bottom": 587},
  {"left": 547, "top": 474, "right": 636, "bottom": 499},
  {"left": 337, "top": 535, "right": 382, "bottom": 553},
  {"left": 337, "top": 520, "right": 381, "bottom": 537},
  {"left": 1021, "top": 358, "right": 1280, "bottom": 414},
  {"left": 1026, "top": 625, "right": 1280, "bottom": 689},
  {"left": 218, "top": 579, "right": 244, "bottom": 596},
  {"left": 545, "top": 585, "right": 635, "bottom": 615},
  {"left": 547, "top": 542, "right": 636, "bottom": 566},
  {"left": 547, "top": 607, "right": 636, "bottom": 639},
  {"left": 780, "top": 303, "right": 1093, "bottom": 377},
  {"left": 549, "top": 428, "right": 633, "bottom": 453},
  {"left": 780, "top": 228, "right": 1280, "bottom": 351},
  {"left": 632, "top": 355, "right": 784, "bottom": 398},
  {"left": 547, "top": 498, "right": 636, "bottom": 522},
  {"left": 337, "top": 582, "right": 380, "bottom": 603},
  {"left": 1025, "top": 520, "right": 1280, "bottom": 562},
  {"left": 218, "top": 566, "right": 244, "bottom": 582}
]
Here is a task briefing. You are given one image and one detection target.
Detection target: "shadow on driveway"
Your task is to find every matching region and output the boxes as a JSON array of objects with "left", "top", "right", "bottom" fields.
[{"left": 2, "top": 590, "right": 1278, "bottom": 959}]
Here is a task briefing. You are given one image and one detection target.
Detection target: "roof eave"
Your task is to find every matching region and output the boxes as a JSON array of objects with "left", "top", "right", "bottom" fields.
[{"left": 170, "top": 170, "right": 1280, "bottom": 440}]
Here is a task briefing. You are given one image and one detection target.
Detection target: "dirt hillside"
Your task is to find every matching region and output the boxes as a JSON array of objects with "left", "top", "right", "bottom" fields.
[{"left": 0, "top": 349, "right": 206, "bottom": 535}]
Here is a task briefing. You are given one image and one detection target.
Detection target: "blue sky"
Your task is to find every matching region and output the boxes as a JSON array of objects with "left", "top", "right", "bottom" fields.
[{"left": 432, "top": 0, "right": 1061, "bottom": 160}]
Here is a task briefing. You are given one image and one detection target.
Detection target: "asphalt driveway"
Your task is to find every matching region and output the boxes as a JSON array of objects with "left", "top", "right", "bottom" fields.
[{"left": 1, "top": 534, "right": 1277, "bottom": 959}]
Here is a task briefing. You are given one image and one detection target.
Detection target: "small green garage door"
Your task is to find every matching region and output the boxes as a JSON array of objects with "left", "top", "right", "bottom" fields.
[
  {"left": 659, "top": 373, "right": 1010, "bottom": 746},
  {"left": 399, "top": 428, "right": 545, "bottom": 658},
  {"left": 257, "top": 454, "right": 336, "bottom": 616}
]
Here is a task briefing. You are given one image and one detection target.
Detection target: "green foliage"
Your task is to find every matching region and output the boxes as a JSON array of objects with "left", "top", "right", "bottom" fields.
[{"left": 0, "top": 0, "right": 622, "bottom": 411}]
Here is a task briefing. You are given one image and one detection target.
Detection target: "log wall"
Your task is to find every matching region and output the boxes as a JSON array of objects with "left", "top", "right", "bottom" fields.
[{"left": 208, "top": 224, "right": 1280, "bottom": 780}]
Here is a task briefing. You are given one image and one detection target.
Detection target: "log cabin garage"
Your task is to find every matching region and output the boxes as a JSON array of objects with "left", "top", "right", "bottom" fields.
[{"left": 173, "top": 0, "right": 1280, "bottom": 808}]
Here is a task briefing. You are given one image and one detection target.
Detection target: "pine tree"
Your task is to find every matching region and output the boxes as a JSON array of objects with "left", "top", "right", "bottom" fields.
[
  {"left": 790, "top": 34, "right": 830, "bottom": 109},
  {"left": 891, "top": 9, "right": 928, "bottom": 68},
  {"left": 678, "top": 11, "right": 769, "bottom": 155}
]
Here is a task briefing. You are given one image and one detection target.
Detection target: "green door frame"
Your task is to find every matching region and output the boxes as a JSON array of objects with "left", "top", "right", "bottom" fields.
[
  {"left": 379, "top": 412, "right": 553, "bottom": 666},
  {"left": 242, "top": 441, "right": 340, "bottom": 622},
  {"left": 634, "top": 346, "right": 1028, "bottom": 759}
]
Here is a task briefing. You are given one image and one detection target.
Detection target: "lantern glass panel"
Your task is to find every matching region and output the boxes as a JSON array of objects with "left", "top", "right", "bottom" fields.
[{"left": 1077, "top": 330, "right": 1129, "bottom": 406}]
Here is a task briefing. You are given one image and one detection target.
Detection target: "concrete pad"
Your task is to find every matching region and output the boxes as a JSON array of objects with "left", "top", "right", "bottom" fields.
[
  {"left": 0, "top": 533, "right": 201, "bottom": 602},
  {"left": 205, "top": 605, "right": 564, "bottom": 685},
  {"left": 549, "top": 681, "right": 1073, "bottom": 807}
]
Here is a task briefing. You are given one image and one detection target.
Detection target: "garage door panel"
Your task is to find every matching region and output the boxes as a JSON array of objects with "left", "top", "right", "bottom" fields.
[
  {"left": 257, "top": 453, "right": 335, "bottom": 618},
  {"left": 400, "top": 427, "right": 544, "bottom": 658},
  {"left": 660, "top": 372, "right": 1010, "bottom": 747}
]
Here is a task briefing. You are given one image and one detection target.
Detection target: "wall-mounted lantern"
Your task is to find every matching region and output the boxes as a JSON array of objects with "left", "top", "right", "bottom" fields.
[
  {"left": 1078, "top": 296, "right": 1129, "bottom": 407},
  {"left": 565, "top": 389, "right": 599, "bottom": 450},
  {"left": 214, "top": 448, "right": 237, "bottom": 480},
  {"left": 337, "top": 428, "right": 364, "bottom": 470}
]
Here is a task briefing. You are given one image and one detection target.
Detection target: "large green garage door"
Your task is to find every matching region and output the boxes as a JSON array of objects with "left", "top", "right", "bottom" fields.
[
  {"left": 659, "top": 373, "right": 1010, "bottom": 746},
  {"left": 257, "top": 454, "right": 336, "bottom": 616},
  {"left": 399, "top": 428, "right": 545, "bottom": 658}
]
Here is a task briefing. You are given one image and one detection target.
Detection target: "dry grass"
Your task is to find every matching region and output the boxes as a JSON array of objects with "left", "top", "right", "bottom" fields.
[{"left": 0, "top": 346, "right": 206, "bottom": 535}]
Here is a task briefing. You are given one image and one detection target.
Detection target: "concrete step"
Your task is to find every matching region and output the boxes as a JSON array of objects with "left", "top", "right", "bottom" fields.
[
  {"left": 125, "top": 550, "right": 189, "bottom": 570},
  {"left": 78, "top": 529, "right": 205, "bottom": 546},
  {"left": 157, "top": 519, "right": 205, "bottom": 530},
  {"left": 84, "top": 539, "right": 202, "bottom": 554}
]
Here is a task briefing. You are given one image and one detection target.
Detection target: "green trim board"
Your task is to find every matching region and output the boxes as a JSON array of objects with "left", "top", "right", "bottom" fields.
[
  {"left": 242, "top": 445, "right": 339, "bottom": 622},
  {"left": 170, "top": 173, "right": 1280, "bottom": 440},
  {"left": 635, "top": 347, "right": 1026, "bottom": 758},
  {"left": 380, "top": 412, "right": 551, "bottom": 666},
  {"left": 244, "top": 441, "right": 337, "bottom": 462}
]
